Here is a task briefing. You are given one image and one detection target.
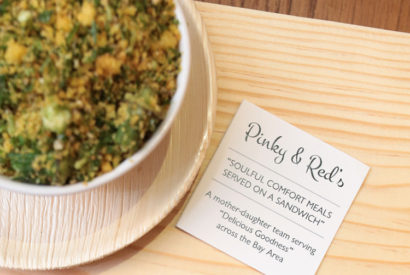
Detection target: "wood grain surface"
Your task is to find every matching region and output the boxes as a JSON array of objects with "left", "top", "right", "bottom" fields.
[
  {"left": 199, "top": 0, "right": 410, "bottom": 33},
  {"left": 2, "top": 0, "right": 410, "bottom": 274}
]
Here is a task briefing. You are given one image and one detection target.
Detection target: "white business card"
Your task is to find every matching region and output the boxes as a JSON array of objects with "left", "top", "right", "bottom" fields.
[{"left": 177, "top": 100, "right": 369, "bottom": 275}]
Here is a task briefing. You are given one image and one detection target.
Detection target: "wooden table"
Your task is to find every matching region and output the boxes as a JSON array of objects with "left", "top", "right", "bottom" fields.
[{"left": 2, "top": 0, "right": 410, "bottom": 274}]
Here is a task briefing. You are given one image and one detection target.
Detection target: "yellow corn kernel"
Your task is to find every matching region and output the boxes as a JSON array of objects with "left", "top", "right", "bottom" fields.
[
  {"left": 158, "top": 30, "right": 178, "bottom": 49},
  {"left": 96, "top": 54, "right": 122, "bottom": 77},
  {"left": 55, "top": 31, "right": 65, "bottom": 45},
  {"left": 77, "top": 2, "right": 96, "bottom": 26},
  {"left": 3, "top": 137, "right": 13, "bottom": 153},
  {"left": 123, "top": 6, "right": 137, "bottom": 16},
  {"left": 56, "top": 15, "right": 72, "bottom": 32},
  {"left": 5, "top": 41, "right": 27, "bottom": 64},
  {"left": 118, "top": 40, "right": 128, "bottom": 49},
  {"left": 97, "top": 32, "right": 107, "bottom": 47},
  {"left": 101, "top": 161, "right": 113, "bottom": 173}
]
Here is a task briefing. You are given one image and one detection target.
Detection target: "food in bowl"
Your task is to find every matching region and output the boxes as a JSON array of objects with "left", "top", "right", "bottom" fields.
[{"left": 0, "top": 0, "right": 181, "bottom": 185}]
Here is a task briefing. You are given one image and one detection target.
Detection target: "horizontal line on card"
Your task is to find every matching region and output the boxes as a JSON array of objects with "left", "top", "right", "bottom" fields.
[{"left": 228, "top": 147, "right": 341, "bottom": 208}]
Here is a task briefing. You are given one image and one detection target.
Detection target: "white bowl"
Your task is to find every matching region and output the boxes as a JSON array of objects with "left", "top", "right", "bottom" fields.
[{"left": 0, "top": 0, "right": 191, "bottom": 195}]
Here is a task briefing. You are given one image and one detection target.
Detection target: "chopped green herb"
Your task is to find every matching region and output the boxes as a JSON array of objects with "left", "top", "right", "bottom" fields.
[
  {"left": 66, "top": 23, "right": 79, "bottom": 45},
  {"left": 9, "top": 153, "right": 37, "bottom": 177},
  {"left": 0, "top": 0, "right": 10, "bottom": 16},
  {"left": 91, "top": 21, "right": 98, "bottom": 44},
  {"left": 38, "top": 10, "right": 53, "bottom": 23},
  {"left": 0, "top": 75, "right": 11, "bottom": 107}
]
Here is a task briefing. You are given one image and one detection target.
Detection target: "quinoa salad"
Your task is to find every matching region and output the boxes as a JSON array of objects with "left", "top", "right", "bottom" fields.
[{"left": 0, "top": 0, "right": 181, "bottom": 185}]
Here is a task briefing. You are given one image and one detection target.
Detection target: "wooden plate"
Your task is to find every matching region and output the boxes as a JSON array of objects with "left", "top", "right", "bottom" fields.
[{"left": 0, "top": 0, "right": 217, "bottom": 270}]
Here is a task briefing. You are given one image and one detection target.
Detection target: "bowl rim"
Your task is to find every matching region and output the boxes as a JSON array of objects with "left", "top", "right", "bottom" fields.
[{"left": 0, "top": 1, "right": 191, "bottom": 196}]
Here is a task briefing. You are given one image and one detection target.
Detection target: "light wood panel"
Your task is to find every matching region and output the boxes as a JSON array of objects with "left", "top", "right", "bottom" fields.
[
  {"left": 1, "top": 1, "right": 410, "bottom": 274},
  {"left": 193, "top": 4, "right": 410, "bottom": 274},
  {"left": 198, "top": 0, "right": 410, "bottom": 33}
]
